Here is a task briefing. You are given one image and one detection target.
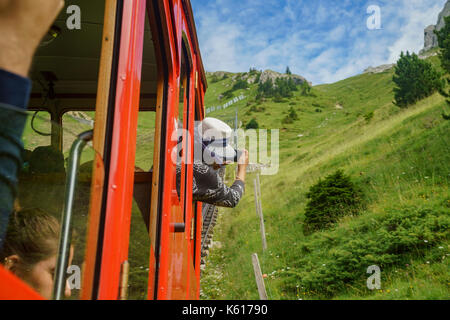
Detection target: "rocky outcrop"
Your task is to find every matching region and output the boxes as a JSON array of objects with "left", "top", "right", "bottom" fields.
[
  {"left": 206, "top": 71, "right": 233, "bottom": 81},
  {"left": 422, "top": 0, "right": 450, "bottom": 52},
  {"left": 423, "top": 25, "right": 438, "bottom": 52},
  {"left": 436, "top": 0, "right": 450, "bottom": 30},
  {"left": 209, "top": 69, "right": 311, "bottom": 86},
  {"left": 257, "top": 69, "right": 310, "bottom": 86},
  {"left": 363, "top": 64, "right": 395, "bottom": 74}
]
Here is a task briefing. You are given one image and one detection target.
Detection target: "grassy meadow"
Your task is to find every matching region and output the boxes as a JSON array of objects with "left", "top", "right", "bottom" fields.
[{"left": 200, "top": 57, "right": 449, "bottom": 300}]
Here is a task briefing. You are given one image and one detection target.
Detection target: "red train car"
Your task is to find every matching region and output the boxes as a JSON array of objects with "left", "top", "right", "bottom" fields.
[{"left": 0, "top": 0, "right": 207, "bottom": 300}]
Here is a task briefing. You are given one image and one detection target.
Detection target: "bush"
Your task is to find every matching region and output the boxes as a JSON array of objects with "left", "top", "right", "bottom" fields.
[
  {"left": 283, "top": 205, "right": 449, "bottom": 298},
  {"left": 304, "top": 170, "right": 363, "bottom": 232},
  {"left": 288, "top": 106, "right": 299, "bottom": 120},
  {"left": 282, "top": 116, "right": 294, "bottom": 124},
  {"left": 364, "top": 111, "right": 374, "bottom": 123},
  {"left": 232, "top": 79, "right": 249, "bottom": 91},
  {"left": 300, "top": 81, "right": 312, "bottom": 96},
  {"left": 222, "top": 89, "right": 234, "bottom": 100},
  {"left": 393, "top": 51, "right": 443, "bottom": 108},
  {"left": 210, "top": 75, "right": 220, "bottom": 83},
  {"left": 245, "top": 118, "right": 259, "bottom": 130}
]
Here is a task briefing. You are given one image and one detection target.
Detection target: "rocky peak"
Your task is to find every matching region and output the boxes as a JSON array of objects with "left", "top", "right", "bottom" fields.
[
  {"left": 260, "top": 69, "right": 309, "bottom": 85},
  {"left": 245, "top": 69, "right": 311, "bottom": 86},
  {"left": 208, "top": 69, "right": 311, "bottom": 86},
  {"left": 422, "top": 0, "right": 450, "bottom": 52},
  {"left": 363, "top": 64, "right": 395, "bottom": 74}
]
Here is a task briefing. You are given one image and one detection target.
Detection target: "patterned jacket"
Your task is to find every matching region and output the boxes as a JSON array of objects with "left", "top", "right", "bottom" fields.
[{"left": 176, "top": 162, "right": 245, "bottom": 208}]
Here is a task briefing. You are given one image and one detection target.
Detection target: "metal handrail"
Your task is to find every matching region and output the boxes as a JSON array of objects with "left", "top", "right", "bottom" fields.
[{"left": 53, "top": 130, "right": 93, "bottom": 300}]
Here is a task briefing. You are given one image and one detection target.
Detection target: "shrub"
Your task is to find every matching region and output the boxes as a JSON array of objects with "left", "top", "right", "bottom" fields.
[
  {"left": 288, "top": 106, "right": 299, "bottom": 120},
  {"left": 210, "top": 75, "right": 220, "bottom": 83},
  {"left": 443, "top": 112, "right": 450, "bottom": 120},
  {"left": 232, "top": 79, "right": 249, "bottom": 91},
  {"left": 282, "top": 116, "right": 294, "bottom": 124},
  {"left": 364, "top": 111, "right": 374, "bottom": 123},
  {"left": 304, "top": 170, "right": 363, "bottom": 232},
  {"left": 283, "top": 205, "right": 449, "bottom": 298},
  {"left": 222, "top": 89, "right": 234, "bottom": 100},
  {"left": 300, "top": 81, "right": 312, "bottom": 96},
  {"left": 245, "top": 118, "right": 259, "bottom": 130}
]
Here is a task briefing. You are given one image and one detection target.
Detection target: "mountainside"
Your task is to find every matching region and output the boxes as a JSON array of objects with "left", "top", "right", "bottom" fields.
[
  {"left": 423, "top": 0, "right": 450, "bottom": 52},
  {"left": 200, "top": 55, "right": 450, "bottom": 300}
]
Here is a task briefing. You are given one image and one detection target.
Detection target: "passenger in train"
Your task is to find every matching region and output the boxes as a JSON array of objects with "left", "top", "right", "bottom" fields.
[
  {"left": 0, "top": 208, "right": 73, "bottom": 299},
  {"left": 29, "top": 146, "right": 66, "bottom": 175},
  {"left": 0, "top": 0, "right": 65, "bottom": 246},
  {"left": 177, "top": 118, "right": 249, "bottom": 208}
]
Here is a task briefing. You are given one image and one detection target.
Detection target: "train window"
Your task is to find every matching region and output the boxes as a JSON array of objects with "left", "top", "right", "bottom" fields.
[
  {"left": 62, "top": 112, "right": 96, "bottom": 164},
  {"left": 135, "top": 112, "right": 156, "bottom": 172},
  {"left": 18, "top": 111, "right": 65, "bottom": 219},
  {"left": 176, "top": 42, "right": 191, "bottom": 205},
  {"left": 2, "top": 107, "right": 103, "bottom": 300},
  {"left": 128, "top": 111, "right": 155, "bottom": 300},
  {"left": 0, "top": 0, "right": 108, "bottom": 300},
  {"left": 22, "top": 111, "right": 52, "bottom": 151}
]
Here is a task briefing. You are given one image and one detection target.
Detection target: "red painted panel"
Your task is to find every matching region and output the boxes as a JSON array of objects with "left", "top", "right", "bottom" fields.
[
  {"left": 0, "top": 266, "right": 44, "bottom": 300},
  {"left": 150, "top": 0, "right": 206, "bottom": 301},
  {"left": 97, "top": 0, "right": 147, "bottom": 300}
]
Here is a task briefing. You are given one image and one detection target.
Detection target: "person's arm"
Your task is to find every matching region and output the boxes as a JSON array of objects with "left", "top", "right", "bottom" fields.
[
  {"left": 194, "top": 166, "right": 244, "bottom": 208},
  {"left": 235, "top": 149, "right": 249, "bottom": 183},
  {"left": 0, "top": 0, "right": 65, "bottom": 247},
  {"left": 193, "top": 150, "right": 249, "bottom": 208}
]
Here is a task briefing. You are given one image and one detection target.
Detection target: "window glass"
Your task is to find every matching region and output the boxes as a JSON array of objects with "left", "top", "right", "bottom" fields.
[
  {"left": 1, "top": 0, "right": 106, "bottom": 300},
  {"left": 1, "top": 106, "right": 104, "bottom": 300},
  {"left": 22, "top": 111, "right": 52, "bottom": 151},
  {"left": 135, "top": 112, "right": 156, "bottom": 172},
  {"left": 128, "top": 110, "right": 156, "bottom": 300},
  {"left": 176, "top": 44, "right": 191, "bottom": 204}
]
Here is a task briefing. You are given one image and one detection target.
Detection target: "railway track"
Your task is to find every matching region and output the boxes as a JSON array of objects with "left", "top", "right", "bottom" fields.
[
  {"left": 200, "top": 203, "right": 218, "bottom": 271},
  {"left": 199, "top": 168, "right": 225, "bottom": 272}
]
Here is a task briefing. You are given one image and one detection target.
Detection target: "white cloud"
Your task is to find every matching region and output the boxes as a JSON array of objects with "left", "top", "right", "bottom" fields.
[
  {"left": 193, "top": 0, "right": 448, "bottom": 84},
  {"left": 386, "top": 0, "right": 446, "bottom": 63}
]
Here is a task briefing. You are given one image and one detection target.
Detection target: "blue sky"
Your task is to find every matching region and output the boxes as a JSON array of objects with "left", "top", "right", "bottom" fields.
[{"left": 191, "top": 0, "right": 447, "bottom": 84}]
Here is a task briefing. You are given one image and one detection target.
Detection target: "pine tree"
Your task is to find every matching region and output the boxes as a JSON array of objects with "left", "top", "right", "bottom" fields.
[
  {"left": 435, "top": 15, "right": 450, "bottom": 119},
  {"left": 286, "top": 66, "right": 292, "bottom": 75},
  {"left": 300, "top": 81, "right": 311, "bottom": 96},
  {"left": 304, "top": 170, "right": 362, "bottom": 232},
  {"left": 436, "top": 16, "right": 450, "bottom": 73},
  {"left": 393, "top": 51, "right": 443, "bottom": 108}
]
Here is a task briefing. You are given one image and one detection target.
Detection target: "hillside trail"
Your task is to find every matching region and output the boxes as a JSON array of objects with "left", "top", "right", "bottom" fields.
[{"left": 290, "top": 94, "right": 444, "bottom": 178}]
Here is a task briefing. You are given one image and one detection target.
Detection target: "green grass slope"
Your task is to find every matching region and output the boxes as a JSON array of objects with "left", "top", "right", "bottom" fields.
[{"left": 200, "top": 62, "right": 450, "bottom": 300}]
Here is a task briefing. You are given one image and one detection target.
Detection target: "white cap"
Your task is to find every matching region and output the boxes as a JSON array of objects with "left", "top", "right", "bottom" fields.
[{"left": 199, "top": 117, "right": 236, "bottom": 163}]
